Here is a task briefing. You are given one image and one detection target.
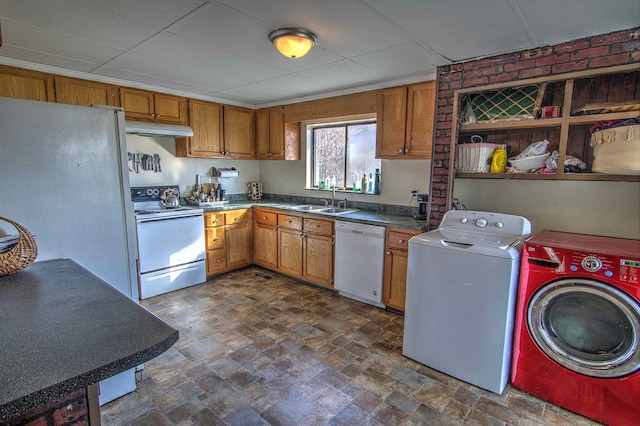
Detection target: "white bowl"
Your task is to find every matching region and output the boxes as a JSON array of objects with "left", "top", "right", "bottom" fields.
[{"left": 508, "top": 152, "right": 550, "bottom": 171}]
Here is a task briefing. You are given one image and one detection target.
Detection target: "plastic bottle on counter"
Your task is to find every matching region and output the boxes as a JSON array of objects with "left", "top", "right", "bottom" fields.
[
  {"left": 361, "top": 174, "right": 368, "bottom": 193},
  {"left": 490, "top": 145, "right": 507, "bottom": 173},
  {"left": 368, "top": 173, "right": 373, "bottom": 192},
  {"left": 374, "top": 168, "right": 381, "bottom": 195}
]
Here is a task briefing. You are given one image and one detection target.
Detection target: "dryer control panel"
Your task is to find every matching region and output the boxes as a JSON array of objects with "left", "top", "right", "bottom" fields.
[{"left": 525, "top": 243, "right": 639, "bottom": 287}]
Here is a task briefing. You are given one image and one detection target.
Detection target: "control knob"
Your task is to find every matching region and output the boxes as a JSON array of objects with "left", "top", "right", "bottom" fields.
[
  {"left": 581, "top": 255, "right": 602, "bottom": 272},
  {"left": 475, "top": 218, "right": 488, "bottom": 228},
  {"left": 495, "top": 221, "right": 504, "bottom": 228},
  {"left": 461, "top": 218, "right": 468, "bottom": 224}
]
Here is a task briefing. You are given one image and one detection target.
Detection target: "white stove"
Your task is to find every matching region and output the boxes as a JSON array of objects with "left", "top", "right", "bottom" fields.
[{"left": 131, "top": 186, "right": 206, "bottom": 299}]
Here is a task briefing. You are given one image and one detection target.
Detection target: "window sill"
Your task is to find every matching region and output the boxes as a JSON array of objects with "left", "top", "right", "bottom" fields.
[{"left": 306, "top": 187, "right": 380, "bottom": 196}]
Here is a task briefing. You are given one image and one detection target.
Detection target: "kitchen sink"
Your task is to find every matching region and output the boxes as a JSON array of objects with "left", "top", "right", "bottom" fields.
[
  {"left": 317, "top": 207, "right": 357, "bottom": 215},
  {"left": 291, "top": 204, "right": 327, "bottom": 211}
]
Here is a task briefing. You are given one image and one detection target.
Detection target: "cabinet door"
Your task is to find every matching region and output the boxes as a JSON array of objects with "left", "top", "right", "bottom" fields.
[
  {"left": 405, "top": 81, "right": 435, "bottom": 159},
  {"left": 120, "top": 87, "right": 155, "bottom": 121},
  {"left": 278, "top": 228, "right": 303, "bottom": 277},
  {"left": 205, "top": 227, "right": 225, "bottom": 250},
  {"left": 227, "top": 222, "right": 252, "bottom": 268},
  {"left": 154, "top": 93, "right": 188, "bottom": 125},
  {"left": 303, "top": 233, "right": 334, "bottom": 288},
  {"left": 55, "top": 76, "right": 118, "bottom": 106},
  {"left": 207, "top": 249, "right": 228, "bottom": 274},
  {"left": 255, "top": 108, "right": 270, "bottom": 159},
  {"left": 376, "top": 86, "right": 407, "bottom": 158},
  {"left": 254, "top": 222, "right": 278, "bottom": 269},
  {"left": 224, "top": 105, "right": 255, "bottom": 159},
  {"left": 0, "top": 65, "right": 54, "bottom": 101},
  {"left": 383, "top": 248, "right": 409, "bottom": 311},
  {"left": 177, "top": 99, "right": 224, "bottom": 158},
  {"left": 268, "top": 106, "right": 285, "bottom": 159}
]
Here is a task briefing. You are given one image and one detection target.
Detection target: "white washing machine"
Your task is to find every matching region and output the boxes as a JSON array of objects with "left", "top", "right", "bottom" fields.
[{"left": 403, "top": 210, "right": 531, "bottom": 394}]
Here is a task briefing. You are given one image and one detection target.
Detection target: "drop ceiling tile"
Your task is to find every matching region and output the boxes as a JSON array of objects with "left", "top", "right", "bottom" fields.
[
  {"left": 216, "top": 0, "right": 411, "bottom": 57},
  {"left": 225, "top": 73, "right": 326, "bottom": 104},
  {"left": 514, "top": 0, "right": 640, "bottom": 47},
  {"left": 352, "top": 41, "right": 447, "bottom": 79},
  {"left": 1, "top": 19, "right": 125, "bottom": 67},
  {"left": 121, "top": 32, "right": 288, "bottom": 89},
  {"left": 66, "top": 0, "right": 206, "bottom": 29},
  {"left": 0, "top": 0, "right": 158, "bottom": 49},
  {"left": 92, "top": 66, "right": 216, "bottom": 95},
  {"left": 168, "top": 2, "right": 342, "bottom": 72},
  {"left": 299, "top": 60, "right": 384, "bottom": 90},
  {"left": 363, "top": 0, "right": 533, "bottom": 61},
  {"left": 0, "top": 44, "right": 97, "bottom": 72}
]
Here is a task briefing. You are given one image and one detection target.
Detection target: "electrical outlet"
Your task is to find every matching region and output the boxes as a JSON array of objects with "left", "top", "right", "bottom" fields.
[{"left": 410, "top": 188, "right": 418, "bottom": 196}]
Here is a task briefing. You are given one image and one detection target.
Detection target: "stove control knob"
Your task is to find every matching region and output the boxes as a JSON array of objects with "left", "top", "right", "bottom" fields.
[
  {"left": 461, "top": 218, "right": 468, "bottom": 224},
  {"left": 146, "top": 188, "right": 154, "bottom": 196},
  {"left": 495, "top": 221, "right": 504, "bottom": 228},
  {"left": 581, "top": 255, "right": 602, "bottom": 272},
  {"left": 475, "top": 218, "right": 488, "bottom": 228}
]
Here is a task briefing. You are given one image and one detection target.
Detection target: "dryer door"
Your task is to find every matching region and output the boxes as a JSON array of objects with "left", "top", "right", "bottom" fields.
[{"left": 528, "top": 279, "right": 640, "bottom": 378}]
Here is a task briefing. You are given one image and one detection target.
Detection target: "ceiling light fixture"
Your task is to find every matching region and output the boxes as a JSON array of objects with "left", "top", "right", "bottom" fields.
[{"left": 269, "top": 28, "right": 318, "bottom": 59}]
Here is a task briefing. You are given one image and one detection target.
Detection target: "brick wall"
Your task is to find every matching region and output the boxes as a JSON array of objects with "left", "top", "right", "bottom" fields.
[
  {"left": 2, "top": 389, "right": 89, "bottom": 426},
  {"left": 429, "top": 28, "right": 640, "bottom": 229}
]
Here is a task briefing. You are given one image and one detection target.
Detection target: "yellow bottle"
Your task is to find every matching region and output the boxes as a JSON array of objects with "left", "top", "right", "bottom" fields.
[{"left": 491, "top": 145, "right": 507, "bottom": 173}]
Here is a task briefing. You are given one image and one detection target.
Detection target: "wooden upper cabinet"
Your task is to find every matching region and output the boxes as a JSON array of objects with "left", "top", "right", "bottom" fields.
[
  {"left": 223, "top": 105, "right": 255, "bottom": 159},
  {"left": 405, "top": 81, "right": 436, "bottom": 158},
  {"left": 376, "top": 86, "right": 407, "bottom": 158},
  {"left": 120, "top": 87, "right": 187, "bottom": 125},
  {"left": 0, "top": 65, "right": 55, "bottom": 102},
  {"left": 376, "top": 81, "right": 435, "bottom": 159},
  {"left": 176, "top": 99, "right": 223, "bottom": 158},
  {"left": 54, "top": 76, "right": 118, "bottom": 106},
  {"left": 256, "top": 106, "right": 300, "bottom": 160}
]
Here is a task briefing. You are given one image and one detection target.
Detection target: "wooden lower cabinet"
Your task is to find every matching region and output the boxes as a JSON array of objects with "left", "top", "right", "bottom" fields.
[
  {"left": 253, "top": 209, "right": 278, "bottom": 269},
  {"left": 254, "top": 208, "right": 334, "bottom": 288},
  {"left": 303, "top": 233, "right": 333, "bottom": 288},
  {"left": 205, "top": 209, "right": 252, "bottom": 276},
  {"left": 383, "top": 227, "right": 420, "bottom": 311}
]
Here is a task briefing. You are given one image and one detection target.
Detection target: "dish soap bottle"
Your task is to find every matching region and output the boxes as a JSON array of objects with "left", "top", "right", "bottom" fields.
[
  {"left": 374, "top": 168, "right": 381, "bottom": 195},
  {"left": 361, "top": 174, "right": 368, "bottom": 193},
  {"left": 490, "top": 145, "right": 507, "bottom": 173}
]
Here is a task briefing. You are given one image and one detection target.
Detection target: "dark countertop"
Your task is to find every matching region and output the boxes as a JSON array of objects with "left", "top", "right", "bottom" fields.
[
  {"left": 0, "top": 259, "right": 179, "bottom": 422},
  {"left": 198, "top": 201, "right": 429, "bottom": 232}
]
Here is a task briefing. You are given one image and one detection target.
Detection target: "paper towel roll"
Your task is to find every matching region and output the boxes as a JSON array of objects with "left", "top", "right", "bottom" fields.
[{"left": 217, "top": 168, "right": 239, "bottom": 178}]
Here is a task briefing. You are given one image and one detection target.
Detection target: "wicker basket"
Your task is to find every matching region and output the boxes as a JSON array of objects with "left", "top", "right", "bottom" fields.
[{"left": 0, "top": 217, "right": 38, "bottom": 276}]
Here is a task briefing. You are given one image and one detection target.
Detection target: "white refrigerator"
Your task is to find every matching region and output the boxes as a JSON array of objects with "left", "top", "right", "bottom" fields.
[{"left": 0, "top": 97, "right": 138, "bottom": 404}]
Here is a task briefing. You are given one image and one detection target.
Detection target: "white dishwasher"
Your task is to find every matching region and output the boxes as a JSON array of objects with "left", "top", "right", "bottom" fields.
[{"left": 334, "top": 220, "right": 386, "bottom": 308}]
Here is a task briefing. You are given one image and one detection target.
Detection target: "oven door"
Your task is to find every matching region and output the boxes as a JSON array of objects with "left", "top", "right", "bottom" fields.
[{"left": 136, "top": 213, "right": 205, "bottom": 273}]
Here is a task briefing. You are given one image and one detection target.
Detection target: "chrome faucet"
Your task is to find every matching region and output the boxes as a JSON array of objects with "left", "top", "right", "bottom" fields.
[
  {"left": 337, "top": 198, "right": 347, "bottom": 208},
  {"left": 323, "top": 184, "right": 336, "bottom": 206}
]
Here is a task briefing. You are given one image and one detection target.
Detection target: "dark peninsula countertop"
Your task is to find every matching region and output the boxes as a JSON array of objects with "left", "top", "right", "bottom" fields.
[{"left": 0, "top": 259, "right": 179, "bottom": 422}]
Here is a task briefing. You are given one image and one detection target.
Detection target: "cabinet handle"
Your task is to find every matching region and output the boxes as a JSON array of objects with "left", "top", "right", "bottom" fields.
[
  {"left": 386, "top": 251, "right": 392, "bottom": 255},
  {"left": 315, "top": 225, "right": 319, "bottom": 228},
  {"left": 213, "top": 237, "right": 220, "bottom": 241},
  {"left": 215, "top": 259, "right": 221, "bottom": 263},
  {"left": 212, "top": 219, "right": 218, "bottom": 224},
  {"left": 272, "top": 228, "right": 277, "bottom": 232},
  {"left": 262, "top": 216, "right": 267, "bottom": 220},
  {"left": 288, "top": 220, "right": 292, "bottom": 223},
  {"left": 156, "top": 114, "right": 161, "bottom": 118},
  {"left": 399, "top": 239, "right": 405, "bottom": 243},
  {"left": 235, "top": 217, "right": 239, "bottom": 221},
  {"left": 398, "top": 149, "right": 403, "bottom": 153},
  {"left": 404, "top": 148, "right": 409, "bottom": 153}
]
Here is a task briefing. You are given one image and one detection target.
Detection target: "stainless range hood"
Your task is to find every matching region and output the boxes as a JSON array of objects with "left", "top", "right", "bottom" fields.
[{"left": 125, "top": 120, "right": 193, "bottom": 137}]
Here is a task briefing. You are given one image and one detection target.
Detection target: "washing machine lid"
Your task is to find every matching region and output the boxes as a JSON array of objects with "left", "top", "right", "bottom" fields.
[{"left": 410, "top": 210, "right": 531, "bottom": 251}]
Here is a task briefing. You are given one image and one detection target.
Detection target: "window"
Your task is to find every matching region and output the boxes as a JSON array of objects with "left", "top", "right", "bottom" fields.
[{"left": 310, "top": 120, "right": 380, "bottom": 192}]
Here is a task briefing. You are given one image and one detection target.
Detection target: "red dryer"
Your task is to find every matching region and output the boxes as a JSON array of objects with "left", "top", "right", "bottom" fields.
[{"left": 512, "top": 230, "right": 640, "bottom": 426}]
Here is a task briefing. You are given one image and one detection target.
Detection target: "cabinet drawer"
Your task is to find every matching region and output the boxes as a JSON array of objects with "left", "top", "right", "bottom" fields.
[
  {"left": 278, "top": 214, "right": 303, "bottom": 230},
  {"left": 225, "top": 209, "right": 251, "bottom": 225},
  {"left": 207, "top": 249, "right": 227, "bottom": 273},
  {"left": 205, "top": 227, "right": 225, "bottom": 250},
  {"left": 387, "top": 229, "right": 418, "bottom": 251},
  {"left": 303, "top": 218, "right": 333, "bottom": 235},
  {"left": 255, "top": 210, "right": 277, "bottom": 226},
  {"left": 204, "top": 212, "right": 225, "bottom": 228}
]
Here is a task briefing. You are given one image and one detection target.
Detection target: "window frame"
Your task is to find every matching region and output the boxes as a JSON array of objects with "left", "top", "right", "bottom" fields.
[{"left": 307, "top": 118, "right": 378, "bottom": 191}]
